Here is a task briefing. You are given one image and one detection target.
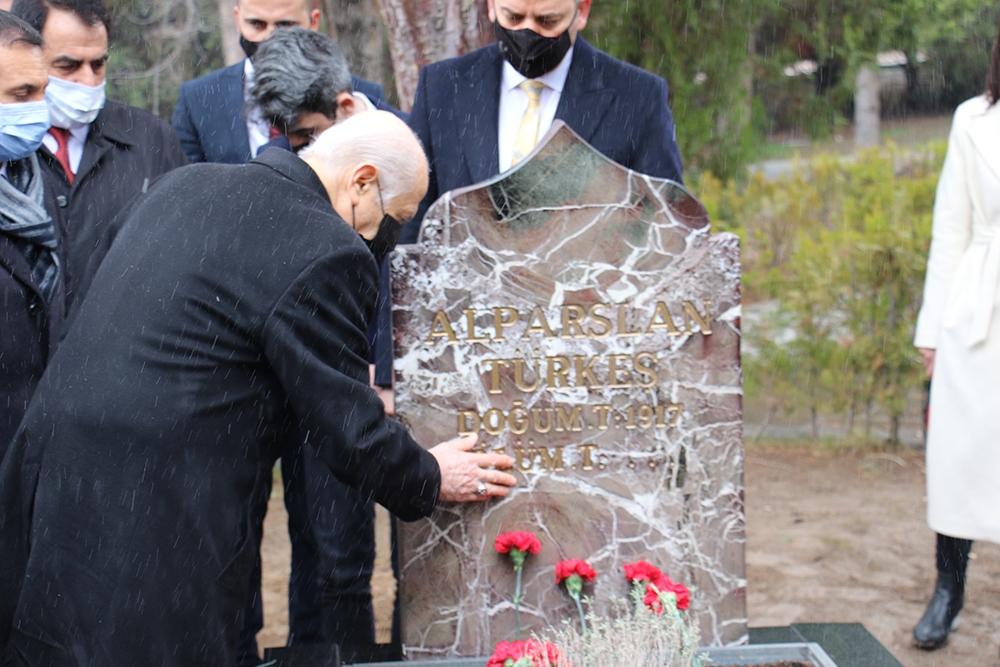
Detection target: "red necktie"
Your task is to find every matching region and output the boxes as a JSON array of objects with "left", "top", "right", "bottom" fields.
[{"left": 48, "top": 127, "right": 74, "bottom": 185}]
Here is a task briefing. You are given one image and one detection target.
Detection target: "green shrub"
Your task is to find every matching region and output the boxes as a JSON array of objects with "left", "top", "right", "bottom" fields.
[{"left": 697, "top": 143, "right": 944, "bottom": 444}]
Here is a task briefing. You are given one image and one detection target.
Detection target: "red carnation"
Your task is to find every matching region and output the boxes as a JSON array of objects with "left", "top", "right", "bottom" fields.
[
  {"left": 555, "top": 559, "right": 597, "bottom": 584},
  {"left": 623, "top": 560, "right": 662, "bottom": 584},
  {"left": 487, "top": 639, "right": 563, "bottom": 667},
  {"left": 495, "top": 531, "right": 542, "bottom": 555},
  {"left": 644, "top": 574, "right": 691, "bottom": 613}
]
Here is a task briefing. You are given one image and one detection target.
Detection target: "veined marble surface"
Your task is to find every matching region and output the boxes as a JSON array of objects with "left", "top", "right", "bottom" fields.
[{"left": 391, "top": 123, "right": 745, "bottom": 658}]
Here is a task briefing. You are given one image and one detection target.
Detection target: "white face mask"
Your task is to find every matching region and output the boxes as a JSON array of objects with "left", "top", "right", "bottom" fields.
[{"left": 45, "top": 75, "right": 106, "bottom": 129}]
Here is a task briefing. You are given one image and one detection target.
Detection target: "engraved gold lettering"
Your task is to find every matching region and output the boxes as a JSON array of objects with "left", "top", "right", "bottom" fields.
[
  {"left": 573, "top": 355, "right": 600, "bottom": 389},
  {"left": 483, "top": 408, "right": 505, "bottom": 436},
  {"left": 521, "top": 306, "right": 556, "bottom": 339},
  {"left": 633, "top": 352, "right": 658, "bottom": 388},
  {"left": 457, "top": 410, "right": 480, "bottom": 435},
  {"left": 646, "top": 301, "right": 681, "bottom": 336},
  {"left": 531, "top": 407, "right": 553, "bottom": 434},
  {"left": 425, "top": 310, "right": 458, "bottom": 343},
  {"left": 561, "top": 305, "right": 587, "bottom": 339},
  {"left": 577, "top": 443, "right": 599, "bottom": 471},
  {"left": 509, "top": 401, "right": 529, "bottom": 435},
  {"left": 608, "top": 354, "right": 633, "bottom": 388},
  {"left": 683, "top": 299, "right": 713, "bottom": 335},
  {"left": 591, "top": 404, "right": 612, "bottom": 430},
  {"left": 537, "top": 446, "right": 565, "bottom": 471},
  {"left": 617, "top": 305, "right": 642, "bottom": 337},
  {"left": 462, "top": 308, "right": 491, "bottom": 343},
  {"left": 546, "top": 356, "right": 571, "bottom": 390},
  {"left": 483, "top": 358, "right": 510, "bottom": 395},
  {"left": 637, "top": 405, "right": 655, "bottom": 429},
  {"left": 512, "top": 358, "right": 539, "bottom": 392},
  {"left": 492, "top": 307, "right": 519, "bottom": 341},
  {"left": 588, "top": 303, "right": 612, "bottom": 338},
  {"left": 554, "top": 405, "right": 583, "bottom": 432},
  {"left": 515, "top": 448, "right": 536, "bottom": 472}
]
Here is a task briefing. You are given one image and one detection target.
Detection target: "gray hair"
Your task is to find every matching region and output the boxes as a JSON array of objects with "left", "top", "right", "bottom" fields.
[
  {"left": 250, "top": 27, "right": 352, "bottom": 131},
  {"left": 300, "top": 111, "right": 427, "bottom": 209}
]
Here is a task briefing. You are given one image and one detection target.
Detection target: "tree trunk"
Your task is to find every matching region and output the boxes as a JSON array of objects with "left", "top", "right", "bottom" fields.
[
  {"left": 854, "top": 64, "right": 880, "bottom": 148},
  {"left": 218, "top": 0, "right": 243, "bottom": 65},
  {"left": 377, "top": 0, "right": 492, "bottom": 111},
  {"left": 324, "top": 0, "right": 396, "bottom": 104}
]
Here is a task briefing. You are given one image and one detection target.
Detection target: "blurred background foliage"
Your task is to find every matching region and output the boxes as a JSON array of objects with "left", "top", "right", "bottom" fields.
[{"left": 698, "top": 144, "right": 944, "bottom": 445}]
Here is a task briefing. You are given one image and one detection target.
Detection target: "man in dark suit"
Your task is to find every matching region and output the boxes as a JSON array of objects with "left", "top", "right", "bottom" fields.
[
  {"left": 0, "top": 111, "right": 516, "bottom": 667},
  {"left": 171, "top": 0, "right": 398, "bottom": 165},
  {"left": 403, "top": 0, "right": 683, "bottom": 243},
  {"left": 11, "top": 0, "right": 188, "bottom": 315},
  {"left": 0, "top": 11, "right": 65, "bottom": 454}
]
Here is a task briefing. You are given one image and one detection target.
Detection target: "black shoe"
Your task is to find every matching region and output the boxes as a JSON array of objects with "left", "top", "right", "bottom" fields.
[{"left": 913, "top": 571, "right": 964, "bottom": 649}]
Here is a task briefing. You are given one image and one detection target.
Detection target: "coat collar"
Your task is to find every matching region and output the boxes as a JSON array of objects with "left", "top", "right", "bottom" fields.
[
  {"left": 455, "top": 45, "right": 503, "bottom": 185},
  {"left": 967, "top": 97, "right": 1000, "bottom": 183},
  {"left": 554, "top": 37, "right": 616, "bottom": 145},
  {"left": 251, "top": 147, "right": 331, "bottom": 205}
]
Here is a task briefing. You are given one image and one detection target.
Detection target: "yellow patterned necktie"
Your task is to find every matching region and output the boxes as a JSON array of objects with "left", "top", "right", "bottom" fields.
[{"left": 511, "top": 80, "right": 546, "bottom": 166}]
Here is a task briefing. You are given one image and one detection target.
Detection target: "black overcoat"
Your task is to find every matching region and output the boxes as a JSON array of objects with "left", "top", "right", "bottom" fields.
[
  {"left": 38, "top": 99, "right": 189, "bottom": 315},
  {"left": 0, "top": 148, "right": 440, "bottom": 665},
  {"left": 0, "top": 167, "right": 67, "bottom": 453}
]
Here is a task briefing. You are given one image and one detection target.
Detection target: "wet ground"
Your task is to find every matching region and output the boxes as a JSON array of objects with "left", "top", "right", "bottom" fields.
[{"left": 258, "top": 444, "right": 1000, "bottom": 666}]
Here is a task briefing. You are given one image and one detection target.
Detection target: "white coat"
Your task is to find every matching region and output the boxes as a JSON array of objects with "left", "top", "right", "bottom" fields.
[{"left": 915, "top": 95, "right": 1000, "bottom": 544}]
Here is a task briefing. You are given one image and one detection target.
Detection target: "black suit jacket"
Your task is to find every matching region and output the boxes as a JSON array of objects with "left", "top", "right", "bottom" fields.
[
  {"left": 403, "top": 37, "right": 684, "bottom": 242},
  {"left": 0, "top": 149, "right": 440, "bottom": 665},
  {"left": 172, "top": 60, "right": 403, "bottom": 165},
  {"left": 38, "top": 99, "right": 188, "bottom": 314},
  {"left": 0, "top": 163, "right": 66, "bottom": 453}
]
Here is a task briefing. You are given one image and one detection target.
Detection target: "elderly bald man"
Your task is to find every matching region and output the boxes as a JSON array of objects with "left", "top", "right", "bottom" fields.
[{"left": 0, "top": 111, "right": 516, "bottom": 667}]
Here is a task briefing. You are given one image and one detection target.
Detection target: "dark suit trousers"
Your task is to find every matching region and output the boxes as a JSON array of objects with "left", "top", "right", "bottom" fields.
[{"left": 236, "top": 439, "right": 377, "bottom": 666}]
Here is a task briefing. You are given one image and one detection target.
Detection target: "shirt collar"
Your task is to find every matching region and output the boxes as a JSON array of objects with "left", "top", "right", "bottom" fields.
[
  {"left": 243, "top": 57, "right": 255, "bottom": 86},
  {"left": 502, "top": 44, "right": 575, "bottom": 94}
]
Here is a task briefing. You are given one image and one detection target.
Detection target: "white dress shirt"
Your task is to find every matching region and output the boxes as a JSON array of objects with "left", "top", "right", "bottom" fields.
[
  {"left": 41, "top": 122, "right": 90, "bottom": 175},
  {"left": 243, "top": 59, "right": 272, "bottom": 159},
  {"left": 497, "top": 45, "right": 574, "bottom": 172}
]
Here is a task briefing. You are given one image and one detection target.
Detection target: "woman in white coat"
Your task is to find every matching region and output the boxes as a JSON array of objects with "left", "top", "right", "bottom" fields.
[{"left": 912, "top": 23, "right": 1000, "bottom": 650}]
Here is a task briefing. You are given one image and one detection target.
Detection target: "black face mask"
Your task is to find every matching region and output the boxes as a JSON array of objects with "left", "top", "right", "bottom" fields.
[
  {"left": 493, "top": 11, "right": 575, "bottom": 79},
  {"left": 365, "top": 213, "right": 402, "bottom": 264},
  {"left": 240, "top": 35, "right": 260, "bottom": 59},
  {"left": 353, "top": 179, "right": 402, "bottom": 264}
]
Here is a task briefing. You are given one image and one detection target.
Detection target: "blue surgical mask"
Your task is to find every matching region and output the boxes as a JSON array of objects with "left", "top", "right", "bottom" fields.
[
  {"left": 0, "top": 100, "right": 50, "bottom": 164},
  {"left": 46, "top": 76, "right": 106, "bottom": 128}
]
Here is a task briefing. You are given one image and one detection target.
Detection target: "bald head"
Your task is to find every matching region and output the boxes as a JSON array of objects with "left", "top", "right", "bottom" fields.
[{"left": 301, "top": 111, "right": 429, "bottom": 238}]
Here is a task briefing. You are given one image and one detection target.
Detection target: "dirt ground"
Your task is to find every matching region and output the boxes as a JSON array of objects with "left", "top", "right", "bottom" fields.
[{"left": 258, "top": 445, "right": 1000, "bottom": 666}]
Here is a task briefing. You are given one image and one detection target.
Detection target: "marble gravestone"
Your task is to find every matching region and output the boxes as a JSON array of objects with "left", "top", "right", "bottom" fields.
[{"left": 391, "top": 122, "right": 745, "bottom": 658}]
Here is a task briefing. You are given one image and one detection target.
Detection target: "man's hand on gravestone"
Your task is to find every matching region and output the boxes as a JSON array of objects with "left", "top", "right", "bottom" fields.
[{"left": 430, "top": 434, "right": 517, "bottom": 502}]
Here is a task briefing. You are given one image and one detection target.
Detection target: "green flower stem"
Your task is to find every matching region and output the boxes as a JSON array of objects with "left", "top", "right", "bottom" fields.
[
  {"left": 514, "top": 565, "right": 523, "bottom": 640},
  {"left": 571, "top": 592, "right": 588, "bottom": 637}
]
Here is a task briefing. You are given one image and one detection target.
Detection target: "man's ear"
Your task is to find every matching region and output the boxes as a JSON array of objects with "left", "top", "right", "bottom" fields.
[
  {"left": 335, "top": 91, "right": 358, "bottom": 121},
  {"left": 348, "top": 164, "right": 379, "bottom": 206},
  {"left": 486, "top": 0, "right": 496, "bottom": 23},
  {"left": 576, "top": 0, "right": 592, "bottom": 32},
  {"left": 308, "top": 7, "right": 322, "bottom": 30}
]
